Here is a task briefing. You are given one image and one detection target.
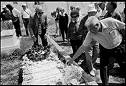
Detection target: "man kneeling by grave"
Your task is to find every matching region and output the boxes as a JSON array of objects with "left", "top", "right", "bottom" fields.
[{"left": 28, "top": 6, "right": 48, "bottom": 47}]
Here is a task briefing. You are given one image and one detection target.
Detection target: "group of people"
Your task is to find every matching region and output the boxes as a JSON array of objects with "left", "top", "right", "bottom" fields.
[
  {"left": 1, "top": 4, "right": 31, "bottom": 37},
  {"left": 51, "top": 7, "right": 69, "bottom": 42},
  {"left": 1, "top": 4, "right": 48, "bottom": 47},
  {"left": 52, "top": 2, "right": 125, "bottom": 85},
  {"left": 1, "top": 2, "right": 125, "bottom": 85}
]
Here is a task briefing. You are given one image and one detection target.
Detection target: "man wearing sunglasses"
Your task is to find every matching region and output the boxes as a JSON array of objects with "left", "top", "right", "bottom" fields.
[
  {"left": 28, "top": 6, "right": 48, "bottom": 47},
  {"left": 67, "top": 10, "right": 82, "bottom": 63},
  {"left": 66, "top": 16, "right": 125, "bottom": 85}
]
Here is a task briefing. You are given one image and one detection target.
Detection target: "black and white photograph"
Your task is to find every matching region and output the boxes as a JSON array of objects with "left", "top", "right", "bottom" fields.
[{"left": 1, "top": 1, "right": 125, "bottom": 85}]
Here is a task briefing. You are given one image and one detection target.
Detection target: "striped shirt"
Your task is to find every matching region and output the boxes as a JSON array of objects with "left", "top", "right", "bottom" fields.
[{"left": 82, "top": 17, "right": 125, "bottom": 49}]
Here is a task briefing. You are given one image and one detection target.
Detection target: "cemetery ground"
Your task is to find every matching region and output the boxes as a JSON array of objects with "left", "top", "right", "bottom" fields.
[{"left": 0, "top": 20, "right": 125, "bottom": 85}]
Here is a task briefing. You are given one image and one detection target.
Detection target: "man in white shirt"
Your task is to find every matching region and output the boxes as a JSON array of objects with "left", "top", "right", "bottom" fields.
[
  {"left": 78, "top": 4, "right": 99, "bottom": 77},
  {"left": 6, "top": 4, "right": 23, "bottom": 37},
  {"left": 66, "top": 16, "right": 125, "bottom": 85},
  {"left": 21, "top": 4, "right": 31, "bottom": 36}
]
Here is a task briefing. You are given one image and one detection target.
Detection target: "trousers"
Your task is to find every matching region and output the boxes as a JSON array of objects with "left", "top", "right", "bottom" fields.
[
  {"left": 34, "top": 29, "right": 48, "bottom": 47},
  {"left": 99, "top": 43, "right": 125, "bottom": 85}
]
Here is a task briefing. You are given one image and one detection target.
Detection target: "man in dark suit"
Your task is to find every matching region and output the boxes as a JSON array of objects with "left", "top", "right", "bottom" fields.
[
  {"left": 28, "top": 6, "right": 48, "bottom": 47},
  {"left": 59, "top": 9, "right": 69, "bottom": 42}
]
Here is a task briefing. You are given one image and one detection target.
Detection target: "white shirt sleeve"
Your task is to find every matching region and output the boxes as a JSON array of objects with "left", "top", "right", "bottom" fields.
[
  {"left": 114, "top": 19, "right": 125, "bottom": 30},
  {"left": 82, "top": 31, "right": 93, "bottom": 46},
  {"left": 13, "top": 8, "right": 21, "bottom": 17},
  {"left": 28, "top": 9, "right": 32, "bottom": 16}
]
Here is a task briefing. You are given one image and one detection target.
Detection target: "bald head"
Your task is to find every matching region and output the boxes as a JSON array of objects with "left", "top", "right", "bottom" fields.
[
  {"left": 85, "top": 16, "right": 101, "bottom": 34},
  {"left": 85, "top": 16, "right": 99, "bottom": 28}
]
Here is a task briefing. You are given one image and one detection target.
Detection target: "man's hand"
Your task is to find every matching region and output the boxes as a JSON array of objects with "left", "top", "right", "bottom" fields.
[{"left": 66, "top": 58, "right": 74, "bottom": 66}]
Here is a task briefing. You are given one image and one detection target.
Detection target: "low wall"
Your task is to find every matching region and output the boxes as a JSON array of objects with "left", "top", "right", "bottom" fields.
[{"left": 1, "top": 29, "right": 20, "bottom": 54}]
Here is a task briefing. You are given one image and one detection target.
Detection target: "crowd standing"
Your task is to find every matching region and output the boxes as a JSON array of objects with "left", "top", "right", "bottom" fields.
[{"left": 1, "top": 2, "right": 125, "bottom": 85}]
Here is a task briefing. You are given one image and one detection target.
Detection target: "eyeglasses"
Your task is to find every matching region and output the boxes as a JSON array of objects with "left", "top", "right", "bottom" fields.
[
  {"left": 71, "top": 16, "right": 79, "bottom": 18},
  {"left": 37, "top": 12, "right": 43, "bottom": 14}
]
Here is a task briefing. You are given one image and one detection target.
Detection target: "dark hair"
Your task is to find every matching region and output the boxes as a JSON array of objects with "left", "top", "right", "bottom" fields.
[
  {"left": 51, "top": 11, "right": 56, "bottom": 17},
  {"left": 6, "top": 4, "right": 13, "bottom": 11},
  {"left": 99, "top": 2, "right": 105, "bottom": 10},
  {"left": 70, "top": 10, "right": 79, "bottom": 18},
  {"left": 110, "top": 2, "right": 117, "bottom": 10}
]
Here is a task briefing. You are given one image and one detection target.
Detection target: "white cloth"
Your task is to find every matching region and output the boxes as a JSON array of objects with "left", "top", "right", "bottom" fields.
[
  {"left": 12, "top": 8, "right": 21, "bottom": 18},
  {"left": 21, "top": 8, "right": 31, "bottom": 18},
  {"left": 12, "top": 8, "right": 23, "bottom": 28}
]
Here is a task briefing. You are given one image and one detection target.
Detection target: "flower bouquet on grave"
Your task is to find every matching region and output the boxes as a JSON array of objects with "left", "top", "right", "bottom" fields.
[{"left": 24, "top": 44, "right": 51, "bottom": 61}]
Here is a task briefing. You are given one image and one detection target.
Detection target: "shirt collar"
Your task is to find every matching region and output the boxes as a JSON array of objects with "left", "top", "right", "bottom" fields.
[{"left": 100, "top": 21, "right": 107, "bottom": 32}]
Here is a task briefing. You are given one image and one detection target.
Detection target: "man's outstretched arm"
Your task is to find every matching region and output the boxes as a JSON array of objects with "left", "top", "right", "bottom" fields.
[{"left": 72, "top": 44, "right": 86, "bottom": 61}]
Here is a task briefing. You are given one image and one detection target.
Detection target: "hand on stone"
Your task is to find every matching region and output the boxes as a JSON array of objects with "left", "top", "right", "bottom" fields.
[{"left": 66, "top": 58, "right": 74, "bottom": 66}]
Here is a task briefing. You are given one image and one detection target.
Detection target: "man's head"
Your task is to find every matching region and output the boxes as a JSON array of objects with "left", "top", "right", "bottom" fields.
[
  {"left": 56, "top": 7, "right": 62, "bottom": 13},
  {"left": 85, "top": 16, "right": 101, "bottom": 34},
  {"left": 35, "top": 6, "right": 44, "bottom": 18},
  {"left": 87, "top": 4, "right": 97, "bottom": 17},
  {"left": 106, "top": 2, "right": 117, "bottom": 13},
  {"left": 61, "top": 9, "right": 64, "bottom": 14},
  {"left": 6, "top": 4, "right": 13, "bottom": 11},
  {"left": 70, "top": 10, "right": 79, "bottom": 22},
  {"left": 76, "top": 6, "right": 80, "bottom": 12},
  {"left": 98, "top": 2, "right": 106, "bottom": 11},
  {"left": 51, "top": 11, "right": 56, "bottom": 18},
  {"left": 22, "top": 4, "right": 27, "bottom": 10},
  {"left": 70, "top": 6, "right": 75, "bottom": 11}
]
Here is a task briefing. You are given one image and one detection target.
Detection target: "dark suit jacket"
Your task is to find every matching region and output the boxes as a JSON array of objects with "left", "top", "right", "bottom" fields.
[
  {"left": 28, "top": 13, "right": 48, "bottom": 36},
  {"left": 59, "top": 13, "right": 68, "bottom": 29}
]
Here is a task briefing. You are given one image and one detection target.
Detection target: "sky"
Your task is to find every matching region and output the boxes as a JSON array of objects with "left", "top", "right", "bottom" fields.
[{"left": 1, "top": 1, "right": 125, "bottom": 17}]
